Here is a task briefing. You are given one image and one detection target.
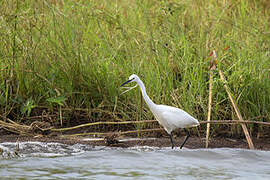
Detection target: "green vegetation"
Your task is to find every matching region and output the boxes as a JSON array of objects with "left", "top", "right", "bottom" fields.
[{"left": 0, "top": 0, "right": 269, "bottom": 135}]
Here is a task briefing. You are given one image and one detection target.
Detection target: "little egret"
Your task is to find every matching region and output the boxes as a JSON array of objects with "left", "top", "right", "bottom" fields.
[{"left": 120, "top": 74, "right": 199, "bottom": 149}]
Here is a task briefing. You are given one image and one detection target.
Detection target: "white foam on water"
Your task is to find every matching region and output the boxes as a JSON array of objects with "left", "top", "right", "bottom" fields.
[{"left": 0, "top": 141, "right": 96, "bottom": 157}]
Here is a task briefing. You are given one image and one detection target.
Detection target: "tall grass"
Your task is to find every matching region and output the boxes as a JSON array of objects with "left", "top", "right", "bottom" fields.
[{"left": 0, "top": 0, "right": 269, "bottom": 134}]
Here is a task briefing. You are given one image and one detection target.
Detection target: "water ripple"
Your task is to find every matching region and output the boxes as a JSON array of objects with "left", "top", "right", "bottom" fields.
[{"left": 1, "top": 142, "right": 270, "bottom": 179}]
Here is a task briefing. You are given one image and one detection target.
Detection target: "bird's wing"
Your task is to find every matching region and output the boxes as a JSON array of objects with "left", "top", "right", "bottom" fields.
[{"left": 159, "top": 105, "right": 198, "bottom": 129}]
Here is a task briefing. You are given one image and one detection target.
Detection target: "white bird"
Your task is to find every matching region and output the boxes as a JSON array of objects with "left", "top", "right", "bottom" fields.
[{"left": 120, "top": 74, "right": 199, "bottom": 149}]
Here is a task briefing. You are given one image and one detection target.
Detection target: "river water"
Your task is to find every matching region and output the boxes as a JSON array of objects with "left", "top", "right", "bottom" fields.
[{"left": 0, "top": 142, "right": 270, "bottom": 179}]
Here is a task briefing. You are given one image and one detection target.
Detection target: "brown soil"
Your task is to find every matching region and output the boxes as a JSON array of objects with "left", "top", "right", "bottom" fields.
[{"left": 0, "top": 134, "right": 269, "bottom": 151}]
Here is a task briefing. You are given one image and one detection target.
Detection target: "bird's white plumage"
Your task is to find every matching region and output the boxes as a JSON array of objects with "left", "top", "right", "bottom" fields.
[
  {"left": 121, "top": 74, "right": 199, "bottom": 136},
  {"left": 157, "top": 105, "right": 199, "bottom": 134}
]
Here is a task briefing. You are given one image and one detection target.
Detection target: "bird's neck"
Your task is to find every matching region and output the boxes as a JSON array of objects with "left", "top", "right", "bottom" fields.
[{"left": 137, "top": 79, "right": 156, "bottom": 109}]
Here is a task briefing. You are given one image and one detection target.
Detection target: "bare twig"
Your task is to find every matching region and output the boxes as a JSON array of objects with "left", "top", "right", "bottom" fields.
[
  {"left": 51, "top": 120, "right": 158, "bottom": 132},
  {"left": 64, "top": 128, "right": 164, "bottom": 137},
  {"left": 200, "top": 120, "right": 270, "bottom": 126},
  {"left": 57, "top": 119, "right": 270, "bottom": 137},
  {"left": 206, "top": 72, "right": 213, "bottom": 148},
  {"left": 219, "top": 70, "right": 254, "bottom": 149},
  {"left": 206, "top": 50, "right": 216, "bottom": 148},
  {"left": 1, "top": 114, "right": 269, "bottom": 139},
  {"left": 51, "top": 119, "right": 270, "bottom": 132}
]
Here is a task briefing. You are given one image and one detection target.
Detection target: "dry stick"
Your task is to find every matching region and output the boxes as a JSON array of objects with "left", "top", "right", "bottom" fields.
[
  {"left": 138, "top": 91, "right": 143, "bottom": 137},
  {"left": 62, "top": 119, "right": 270, "bottom": 137},
  {"left": 1, "top": 118, "right": 270, "bottom": 138},
  {"left": 0, "top": 120, "right": 32, "bottom": 136},
  {"left": 50, "top": 119, "right": 270, "bottom": 133},
  {"left": 64, "top": 128, "right": 163, "bottom": 137},
  {"left": 206, "top": 70, "right": 213, "bottom": 148},
  {"left": 0, "top": 117, "right": 29, "bottom": 129},
  {"left": 51, "top": 120, "right": 158, "bottom": 132},
  {"left": 200, "top": 120, "right": 270, "bottom": 125},
  {"left": 59, "top": 106, "right": 63, "bottom": 127},
  {"left": 218, "top": 70, "right": 255, "bottom": 149},
  {"left": 206, "top": 50, "right": 218, "bottom": 148}
]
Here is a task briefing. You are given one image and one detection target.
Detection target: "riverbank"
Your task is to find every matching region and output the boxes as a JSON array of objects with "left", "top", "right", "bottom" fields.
[
  {"left": 1, "top": 0, "right": 269, "bottom": 137},
  {"left": 1, "top": 134, "right": 269, "bottom": 151}
]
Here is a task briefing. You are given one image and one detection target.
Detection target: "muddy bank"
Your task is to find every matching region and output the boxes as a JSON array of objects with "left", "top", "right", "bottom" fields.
[{"left": 0, "top": 134, "right": 269, "bottom": 151}]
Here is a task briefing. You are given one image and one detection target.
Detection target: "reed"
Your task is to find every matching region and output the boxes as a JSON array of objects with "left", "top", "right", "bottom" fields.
[{"left": 0, "top": 0, "right": 269, "bottom": 136}]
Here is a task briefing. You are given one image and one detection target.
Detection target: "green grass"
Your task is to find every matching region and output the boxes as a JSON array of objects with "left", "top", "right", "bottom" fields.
[{"left": 0, "top": 0, "right": 269, "bottom": 134}]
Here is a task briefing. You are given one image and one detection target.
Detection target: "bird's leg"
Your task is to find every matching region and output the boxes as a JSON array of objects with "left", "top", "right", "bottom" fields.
[
  {"left": 169, "top": 133, "right": 175, "bottom": 149},
  {"left": 180, "top": 129, "right": 190, "bottom": 149}
]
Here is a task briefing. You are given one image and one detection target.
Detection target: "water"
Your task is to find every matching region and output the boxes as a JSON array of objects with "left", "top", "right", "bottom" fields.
[{"left": 1, "top": 142, "right": 270, "bottom": 179}]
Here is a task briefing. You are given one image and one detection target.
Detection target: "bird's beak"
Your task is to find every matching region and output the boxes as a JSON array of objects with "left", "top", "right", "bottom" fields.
[{"left": 120, "top": 79, "right": 133, "bottom": 87}]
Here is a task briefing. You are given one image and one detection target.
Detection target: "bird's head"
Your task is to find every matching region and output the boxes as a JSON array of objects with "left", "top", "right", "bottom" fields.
[{"left": 120, "top": 74, "right": 139, "bottom": 87}]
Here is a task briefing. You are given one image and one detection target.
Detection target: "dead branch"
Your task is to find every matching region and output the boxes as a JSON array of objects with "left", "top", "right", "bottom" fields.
[
  {"left": 200, "top": 120, "right": 270, "bottom": 126},
  {"left": 51, "top": 119, "right": 270, "bottom": 132},
  {"left": 63, "top": 128, "right": 164, "bottom": 137},
  {"left": 51, "top": 120, "right": 158, "bottom": 132},
  {"left": 1, "top": 115, "right": 270, "bottom": 137}
]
